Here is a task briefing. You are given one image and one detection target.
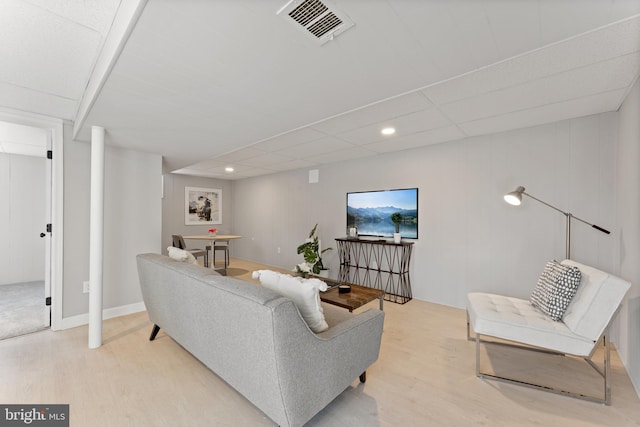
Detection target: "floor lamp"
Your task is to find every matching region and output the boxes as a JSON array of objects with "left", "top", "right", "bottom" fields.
[{"left": 504, "top": 186, "right": 610, "bottom": 259}]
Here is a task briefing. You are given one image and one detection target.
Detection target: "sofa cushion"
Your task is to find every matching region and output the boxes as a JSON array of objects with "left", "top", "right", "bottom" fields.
[
  {"left": 252, "top": 270, "right": 329, "bottom": 333},
  {"left": 167, "top": 246, "right": 198, "bottom": 264},
  {"left": 530, "top": 260, "right": 581, "bottom": 320}
]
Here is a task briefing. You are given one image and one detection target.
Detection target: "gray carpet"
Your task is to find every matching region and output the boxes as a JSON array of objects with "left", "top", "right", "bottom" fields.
[{"left": 0, "top": 281, "right": 47, "bottom": 340}]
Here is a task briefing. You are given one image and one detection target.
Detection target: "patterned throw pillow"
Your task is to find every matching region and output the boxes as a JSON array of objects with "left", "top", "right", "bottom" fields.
[{"left": 530, "top": 260, "right": 582, "bottom": 321}]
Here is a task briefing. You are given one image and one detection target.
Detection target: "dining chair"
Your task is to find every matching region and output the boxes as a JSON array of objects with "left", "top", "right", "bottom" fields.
[
  {"left": 172, "top": 234, "right": 208, "bottom": 267},
  {"left": 211, "top": 239, "right": 230, "bottom": 269}
]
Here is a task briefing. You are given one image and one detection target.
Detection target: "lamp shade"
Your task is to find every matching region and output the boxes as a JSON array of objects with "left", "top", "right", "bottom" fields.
[{"left": 504, "top": 186, "right": 525, "bottom": 206}]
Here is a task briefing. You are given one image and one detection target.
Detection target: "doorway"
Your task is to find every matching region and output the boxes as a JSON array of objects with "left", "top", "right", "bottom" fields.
[
  {"left": 0, "top": 122, "right": 49, "bottom": 339},
  {"left": 0, "top": 111, "right": 63, "bottom": 337}
]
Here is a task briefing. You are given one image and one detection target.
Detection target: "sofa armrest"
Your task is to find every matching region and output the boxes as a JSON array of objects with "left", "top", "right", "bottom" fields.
[
  {"left": 271, "top": 304, "right": 384, "bottom": 426},
  {"left": 317, "top": 308, "right": 383, "bottom": 339}
]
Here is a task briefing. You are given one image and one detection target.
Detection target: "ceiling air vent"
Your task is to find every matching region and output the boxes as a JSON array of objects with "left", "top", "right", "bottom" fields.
[{"left": 277, "top": 0, "right": 355, "bottom": 45}]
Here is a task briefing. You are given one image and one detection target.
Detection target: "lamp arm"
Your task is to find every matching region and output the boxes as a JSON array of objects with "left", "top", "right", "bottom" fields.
[
  {"left": 523, "top": 191, "right": 610, "bottom": 234},
  {"left": 522, "top": 192, "right": 568, "bottom": 216}
]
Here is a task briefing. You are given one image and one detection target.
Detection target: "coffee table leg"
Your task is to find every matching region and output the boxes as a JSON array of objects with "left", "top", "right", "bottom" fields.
[{"left": 379, "top": 294, "right": 384, "bottom": 311}]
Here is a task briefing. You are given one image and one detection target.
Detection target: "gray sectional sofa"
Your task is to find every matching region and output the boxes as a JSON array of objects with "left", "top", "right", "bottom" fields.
[{"left": 136, "top": 253, "right": 385, "bottom": 427}]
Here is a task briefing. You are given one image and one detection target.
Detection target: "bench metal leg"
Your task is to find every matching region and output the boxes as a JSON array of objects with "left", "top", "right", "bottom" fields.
[
  {"left": 475, "top": 332, "right": 481, "bottom": 377},
  {"left": 603, "top": 334, "right": 611, "bottom": 404},
  {"left": 474, "top": 330, "right": 612, "bottom": 405}
]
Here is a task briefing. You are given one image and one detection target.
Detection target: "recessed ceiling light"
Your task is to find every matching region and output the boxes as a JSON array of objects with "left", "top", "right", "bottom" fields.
[
  {"left": 225, "top": 166, "right": 234, "bottom": 173},
  {"left": 381, "top": 127, "right": 396, "bottom": 135}
]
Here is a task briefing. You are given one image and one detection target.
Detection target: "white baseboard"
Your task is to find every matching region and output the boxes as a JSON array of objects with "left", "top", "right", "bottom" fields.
[{"left": 58, "top": 301, "right": 146, "bottom": 330}]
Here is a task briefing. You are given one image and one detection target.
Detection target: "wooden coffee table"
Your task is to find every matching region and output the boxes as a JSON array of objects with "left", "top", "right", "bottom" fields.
[{"left": 316, "top": 277, "right": 384, "bottom": 312}]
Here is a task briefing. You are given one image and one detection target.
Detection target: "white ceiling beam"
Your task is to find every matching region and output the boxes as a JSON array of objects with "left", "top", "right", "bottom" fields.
[{"left": 72, "top": 0, "right": 149, "bottom": 140}]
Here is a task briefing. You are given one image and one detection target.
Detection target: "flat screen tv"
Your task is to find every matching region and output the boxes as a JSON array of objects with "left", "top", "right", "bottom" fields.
[{"left": 347, "top": 188, "right": 418, "bottom": 239}]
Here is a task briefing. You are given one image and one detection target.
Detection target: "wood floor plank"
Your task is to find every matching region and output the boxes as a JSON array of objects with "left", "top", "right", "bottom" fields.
[{"left": 1, "top": 257, "right": 638, "bottom": 426}]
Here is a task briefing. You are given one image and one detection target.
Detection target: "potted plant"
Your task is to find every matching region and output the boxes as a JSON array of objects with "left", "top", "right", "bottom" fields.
[
  {"left": 391, "top": 212, "right": 403, "bottom": 243},
  {"left": 296, "top": 224, "right": 332, "bottom": 277}
]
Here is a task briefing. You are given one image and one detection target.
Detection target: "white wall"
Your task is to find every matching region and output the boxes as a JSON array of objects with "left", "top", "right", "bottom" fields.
[
  {"left": 615, "top": 77, "right": 640, "bottom": 396},
  {"left": 232, "top": 114, "right": 618, "bottom": 308},
  {"left": 0, "top": 153, "right": 46, "bottom": 285},
  {"left": 63, "top": 126, "right": 162, "bottom": 319}
]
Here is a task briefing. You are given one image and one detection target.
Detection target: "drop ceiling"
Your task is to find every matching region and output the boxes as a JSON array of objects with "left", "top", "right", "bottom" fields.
[{"left": 1, "top": 0, "right": 639, "bottom": 179}]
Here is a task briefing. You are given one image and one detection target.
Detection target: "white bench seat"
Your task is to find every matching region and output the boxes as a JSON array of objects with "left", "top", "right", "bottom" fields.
[
  {"left": 467, "top": 292, "right": 595, "bottom": 356},
  {"left": 466, "top": 259, "right": 631, "bottom": 404}
]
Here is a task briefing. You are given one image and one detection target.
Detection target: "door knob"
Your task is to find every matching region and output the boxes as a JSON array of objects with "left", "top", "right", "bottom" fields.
[{"left": 40, "top": 233, "right": 46, "bottom": 238}]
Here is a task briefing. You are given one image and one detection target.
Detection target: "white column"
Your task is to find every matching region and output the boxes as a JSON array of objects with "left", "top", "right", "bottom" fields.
[{"left": 89, "top": 126, "right": 105, "bottom": 349}]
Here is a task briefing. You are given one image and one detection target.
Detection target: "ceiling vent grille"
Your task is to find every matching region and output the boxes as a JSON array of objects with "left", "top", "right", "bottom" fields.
[
  {"left": 289, "top": 0, "right": 327, "bottom": 26},
  {"left": 277, "top": 0, "right": 354, "bottom": 45}
]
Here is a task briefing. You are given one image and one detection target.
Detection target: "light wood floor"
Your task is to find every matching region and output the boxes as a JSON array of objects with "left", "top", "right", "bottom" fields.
[{"left": 1, "top": 258, "right": 639, "bottom": 426}]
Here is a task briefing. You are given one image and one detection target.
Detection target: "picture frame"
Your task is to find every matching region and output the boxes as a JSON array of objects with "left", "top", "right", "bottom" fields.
[{"left": 185, "top": 187, "right": 221, "bottom": 225}]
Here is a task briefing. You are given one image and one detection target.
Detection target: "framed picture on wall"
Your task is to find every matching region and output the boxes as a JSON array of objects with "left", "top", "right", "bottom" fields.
[{"left": 185, "top": 187, "right": 221, "bottom": 225}]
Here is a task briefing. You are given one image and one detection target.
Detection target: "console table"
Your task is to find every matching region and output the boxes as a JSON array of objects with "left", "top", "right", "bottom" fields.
[{"left": 335, "top": 237, "right": 413, "bottom": 304}]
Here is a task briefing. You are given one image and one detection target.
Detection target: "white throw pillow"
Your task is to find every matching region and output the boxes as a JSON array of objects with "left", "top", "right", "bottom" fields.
[
  {"left": 167, "top": 246, "right": 198, "bottom": 265},
  {"left": 252, "top": 270, "right": 329, "bottom": 333}
]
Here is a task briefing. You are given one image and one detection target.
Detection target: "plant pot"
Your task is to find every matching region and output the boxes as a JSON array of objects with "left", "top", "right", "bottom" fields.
[{"left": 393, "top": 233, "right": 401, "bottom": 243}]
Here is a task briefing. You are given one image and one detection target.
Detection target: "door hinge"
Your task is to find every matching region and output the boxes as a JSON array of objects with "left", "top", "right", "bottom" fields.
[
  {"left": 45, "top": 297, "right": 51, "bottom": 306},
  {"left": 47, "top": 150, "right": 53, "bottom": 159},
  {"left": 46, "top": 223, "right": 52, "bottom": 233}
]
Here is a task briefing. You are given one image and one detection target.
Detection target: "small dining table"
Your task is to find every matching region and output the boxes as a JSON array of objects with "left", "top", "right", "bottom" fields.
[{"left": 183, "top": 235, "right": 242, "bottom": 270}]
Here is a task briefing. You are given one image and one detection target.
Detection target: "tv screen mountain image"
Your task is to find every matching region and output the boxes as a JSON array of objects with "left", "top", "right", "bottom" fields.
[{"left": 347, "top": 188, "right": 418, "bottom": 239}]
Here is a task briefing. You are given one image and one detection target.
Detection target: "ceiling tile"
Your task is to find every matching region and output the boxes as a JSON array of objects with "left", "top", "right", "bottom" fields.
[
  {"left": 256, "top": 127, "right": 327, "bottom": 152},
  {"left": 538, "top": 0, "right": 637, "bottom": 45},
  {"left": 310, "top": 92, "right": 433, "bottom": 135},
  {"left": 0, "top": 0, "right": 103, "bottom": 99},
  {"left": 184, "top": 158, "right": 226, "bottom": 171},
  {"left": 364, "top": 126, "right": 466, "bottom": 153},
  {"left": 336, "top": 107, "right": 453, "bottom": 145},
  {"left": 484, "top": 0, "right": 541, "bottom": 58},
  {"left": 338, "top": 124, "right": 399, "bottom": 146},
  {"left": 278, "top": 137, "right": 354, "bottom": 159},
  {"left": 237, "top": 152, "right": 295, "bottom": 167},
  {"left": 447, "top": 1, "right": 501, "bottom": 66},
  {"left": 460, "top": 89, "right": 627, "bottom": 136},
  {"left": 229, "top": 166, "right": 279, "bottom": 179},
  {"left": 442, "top": 53, "right": 640, "bottom": 123},
  {"left": 212, "top": 147, "right": 265, "bottom": 163},
  {"left": 265, "top": 159, "right": 318, "bottom": 171},
  {"left": 312, "top": 146, "right": 378, "bottom": 164},
  {"left": 389, "top": 108, "right": 454, "bottom": 135},
  {"left": 423, "top": 15, "right": 640, "bottom": 106},
  {"left": 388, "top": 0, "right": 491, "bottom": 76},
  {"left": 0, "top": 82, "right": 78, "bottom": 120},
  {"left": 26, "top": 0, "right": 121, "bottom": 34}
]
